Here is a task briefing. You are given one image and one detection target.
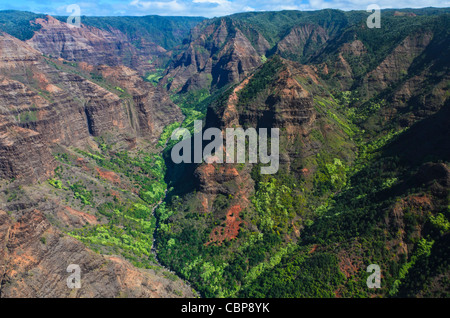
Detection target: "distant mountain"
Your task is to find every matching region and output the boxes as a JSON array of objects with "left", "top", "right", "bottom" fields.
[
  {"left": 73, "top": 15, "right": 206, "bottom": 51},
  {"left": 0, "top": 10, "right": 205, "bottom": 50}
]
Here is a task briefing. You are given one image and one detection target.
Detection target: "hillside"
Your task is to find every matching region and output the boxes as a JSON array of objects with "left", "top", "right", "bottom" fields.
[
  {"left": 155, "top": 8, "right": 450, "bottom": 298},
  {"left": 0, "top": 8, "right": 448, "bottom": 299}
]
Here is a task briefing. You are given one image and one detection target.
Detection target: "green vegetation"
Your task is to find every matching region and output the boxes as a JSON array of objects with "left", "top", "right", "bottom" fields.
[
  {"left": 313, "top": 157, "right": 348, "bottom": 195},
  {"left": 69, "top": 181, "right": 94, "bottom": 206},
  {"left": 48, "top": 178, "right": 63, "bottom": 189},
  {"left": 389, "top": 238, "right": 434, "bottom": 296},
  {"left": 229, "top": 10, "right": 358, "bottom": 48},
  {"left": 114, "top": 86, "right": 125, "bottom": 93},
  {"left": 48, "top": 177, "right": 93, "bottom": 206},
  {"left": 70, "top": 202, "right": 157, "bottom": 268},
  {"left": 240, "top": 251, "right": 346, "bottom": 297},
  {"left": 252, "top": 178, "right": 305, "bottom": 234},
  {"left": 16, "top": 110, "right": 38, "bottom": 123},
  {"left": 157, "top": 122, "right": 181, "bottom": 148},
  {"left": 237, "top": 56, "right": 284, "bottom": 109},
  {"left": 154, "top": 36, "right": 449, "bottom": 298},
  {"left": 0, "top": 10, "right": 45, "bottom": 40},
  {"left": 144, "top": 69, "right": 165, "bottom": 86},
  {"left": 429, "top": 213, "right": 450, "bottom": 235},
  {"left": 2, "top": 7, "right": 449, "bottom": 298},
  {"left": 75, "top": 148, "right": 167, "bottom": 206},
  {"left": 59, "top": 136, "right": 174, "bottom": 268},
  {"left": 54, "top": 153, "right": 70, "bottom": 164}
]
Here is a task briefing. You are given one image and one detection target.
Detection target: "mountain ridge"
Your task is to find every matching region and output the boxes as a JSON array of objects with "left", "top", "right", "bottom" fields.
[{"left": 0, "top": 8, "right": 448, "bottom": 298}]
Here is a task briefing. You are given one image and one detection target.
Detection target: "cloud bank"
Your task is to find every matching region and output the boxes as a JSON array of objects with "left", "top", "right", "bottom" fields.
[{"left": 1, "top": 0, "right": 449, "bottom": 18}]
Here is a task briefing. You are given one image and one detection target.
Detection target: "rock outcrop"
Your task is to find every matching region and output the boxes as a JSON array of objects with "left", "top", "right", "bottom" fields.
[
  {"left": 96, "top": 64, "right": 184, "bottom": 140},
  {"left": 0, "top": 209, "right": 195, "bottom": 298},
  {"left": 26, "top": 15, "right": 165, "bottom": 74},
  {"left": 274, "top": 24, "right": 329, "bottom": 62},
  {"left": 0, "top": 115, "right": 56, "bottom": 183},
  {"left": 361, "top": 31, "right": 433, "bottom": 99},
  {"left": 161, "top": 18, "right": 264, "bottom": 93},
  {"left": 0, "top": 32, "right": 183, "bottom": 182}
]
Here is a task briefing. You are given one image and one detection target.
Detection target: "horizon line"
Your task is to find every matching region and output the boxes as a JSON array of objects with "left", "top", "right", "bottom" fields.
[{"left": 0, "top": 6, "right": 449, "bottom": 19}]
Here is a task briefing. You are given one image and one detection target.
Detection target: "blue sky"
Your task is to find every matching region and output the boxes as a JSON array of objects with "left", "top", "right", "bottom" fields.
[{"left": 0, "top": 0, "right": 449, "bottom": 18}]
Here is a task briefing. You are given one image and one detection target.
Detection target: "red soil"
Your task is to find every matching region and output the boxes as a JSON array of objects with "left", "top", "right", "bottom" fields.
[{"left": 206, "top": 204, "right": 243, "bottom": 246}]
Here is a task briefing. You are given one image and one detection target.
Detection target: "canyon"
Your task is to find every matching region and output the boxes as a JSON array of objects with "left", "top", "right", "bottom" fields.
[{"left": 0, "top": 8, "right": 449, "bottom": 298}]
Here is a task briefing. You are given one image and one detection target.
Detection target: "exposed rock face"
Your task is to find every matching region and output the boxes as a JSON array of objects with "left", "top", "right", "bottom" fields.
[
  {"left": 206, "top": 59, "right": 318, "bottom": 172},
  {"left": 188, "top": 59, "right": 327, "bottom": 243},
  {"left": 274, "top": 24, "right": 329, "bottom": 62},
  {"left": 238, "top": 66, "right": 317, "bottom": 136},
  {"left": 162, "top": 18, "right": 264, "bottom": 93},
  {"left": 0, "top": 32, "right": 183, "bottom": 182},
  {"left": 329, "top": 39, "right": 367, "bottom": 90},
  {"left": 26, "top": 15, "right": 165, "bottom": 74},
  {"left": 340, "top": 39, "right": 367, "bottom": 57},
  {"left": 0, "top": 32, "right": 42, "bottom": 71},
  {"left": 0, "top": 209, "right": 195, "bottom": 298},
  {"left": 362, "top": 31, "right": 433, "bottom": 98},
  {"left": 0, "top": 115, "right": 56, "bottom": 183},
  {"left": 193, "top": 161, "right": 253, "bottom": 246},
  {"left": 96, "top": 64, "right": 184, "bottom": 140},
  {"left": 161, "top": 18, "right": 340, "bottom": 94},
  {"left": 314, "top": 26, "right": 449, "bottom": 127},
  {"left": 0, "top": 33, "right": 117, "bottom": 146},
  {"left": 167, "top": 57, "right": 356, "bottom": 251},
  {"left": 0, "top": 28, "right": 193, "bottom": 298},
  {"left": 1, "top": 9, "right": 448, "bottom": 299},
  {"left": 183, "top": 70, "right": 260, "bottom": 244}
]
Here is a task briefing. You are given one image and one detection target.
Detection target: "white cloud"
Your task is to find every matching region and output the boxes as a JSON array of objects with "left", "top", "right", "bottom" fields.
[
  {"left": 6, "top": 0, "right": 449, "bottom": 18},
  {"left": 192, "top": 0, "right": 230, "bottom": 4},
  {"left": 130, "top": 0, "right": 187, "bottom": 13}
]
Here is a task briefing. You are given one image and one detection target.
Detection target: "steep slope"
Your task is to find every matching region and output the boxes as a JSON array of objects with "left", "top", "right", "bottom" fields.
[
  {"left": 0, "top": 31, "right": 189, "bottom": 297},
  {"left": 0, "top": 11, "right": 205, "bottom": 69},
  {"left": 154, "top": 9, "right": 450, "bottom": 299},
  {"left": 0, "top": 209, "right": 195, "bottom": 298},
  {"left": 75, "top": 15, "right": 205, "bottom": 51},
  {"left": 160, "top": 9, "right": 360, "bottom": 95},
  {"left": 311, "top": 13, "right": 450, "bottom": 130},
  {"left": 0, "top": 114, "right": 55, "bottom": 183},
  {"left": 161, "top": 17, "right": 264, "bottom": 93},
  {"left": 26, "top": 15, "right": 161, "bottom": 73},
  {"left": 0, "top": 8, "right": 449, "bottom": 299},
  {"left": 0, "top": 10, "right": 45, "bottom": 41},
  {"left": 156, "top": 57, "right": 357, "bottom": 297},
  {"left": 0, "top": 31, "right": 183, "bottom": 152},
  {"left": 94, "top": 64, "right": 184, "bottom": 139},
  {"left": 272, "top": 24, "right": 329, "bottom": 63},
  {"left": 255, "top": 101, "right": 449, "bottom": 298}
]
